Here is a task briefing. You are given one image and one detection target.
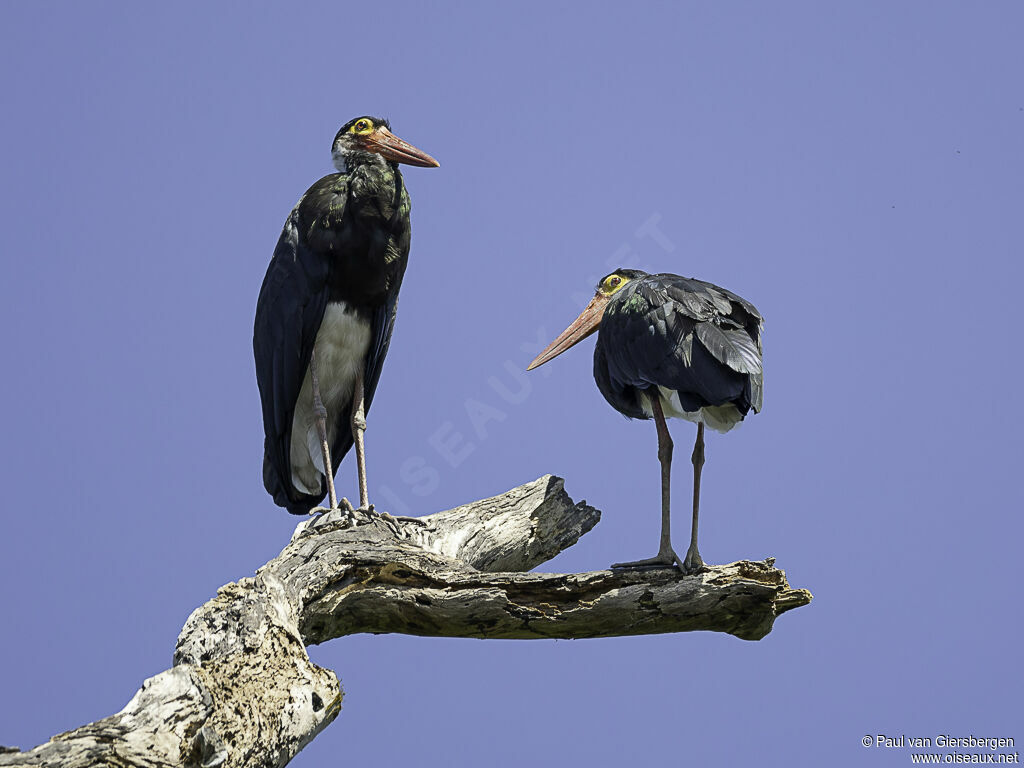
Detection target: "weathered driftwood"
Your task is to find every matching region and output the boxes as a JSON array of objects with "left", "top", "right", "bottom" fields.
[{"left": 0, "top": 475, "right": 811, "bottom": 768}]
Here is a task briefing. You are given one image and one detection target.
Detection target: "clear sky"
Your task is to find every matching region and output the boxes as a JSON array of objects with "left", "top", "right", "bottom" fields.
[{"left": 1, "top": 3, "right": 1021, "bottom": 766}]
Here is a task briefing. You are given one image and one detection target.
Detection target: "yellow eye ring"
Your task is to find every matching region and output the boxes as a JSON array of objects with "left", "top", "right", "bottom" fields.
[
  {"left": 598, "top": 273, "right": 630, "bottom": 295},
  {"left": 352, "top": 119, "right": 373, "bottom": 134}
]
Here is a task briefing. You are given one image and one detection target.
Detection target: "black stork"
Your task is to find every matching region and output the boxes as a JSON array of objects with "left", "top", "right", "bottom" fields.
[
  {"left": 528, "top": 269, "right": 763, "bottom": 573},
  {"left": 254, "top": 117, "right": 438, "bottom": 516}
]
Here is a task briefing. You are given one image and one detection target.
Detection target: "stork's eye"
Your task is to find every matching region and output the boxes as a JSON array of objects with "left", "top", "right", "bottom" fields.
[
  {"left": 352, "top": 119, "right": 374, "bottom": 134},
  {"left": 599, "top": 273, "right": 630, "bottom": 295}
]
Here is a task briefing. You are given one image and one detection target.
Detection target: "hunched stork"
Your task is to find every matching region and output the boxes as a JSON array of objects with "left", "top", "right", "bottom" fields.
[{"left": 528, "top": 269, "right": 763, "bottom": 573}]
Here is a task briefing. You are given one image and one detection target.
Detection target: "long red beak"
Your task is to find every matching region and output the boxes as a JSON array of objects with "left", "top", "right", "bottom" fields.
[
  {"left": 527, "top": 294, "right": 609, "bottom": 371},
  {"left": 365, "top": 127, "right": 440, "bottom": 167}
]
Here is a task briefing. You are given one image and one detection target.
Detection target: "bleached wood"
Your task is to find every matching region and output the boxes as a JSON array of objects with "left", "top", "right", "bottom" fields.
[{"left": 0, "top": 475, "right": 811, "bottom": 768}]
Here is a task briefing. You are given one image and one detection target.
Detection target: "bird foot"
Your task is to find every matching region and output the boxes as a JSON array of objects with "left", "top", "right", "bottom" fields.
[
  {"left": 306, "top": 505, "right": 359, "bottom": 529},
  {"left": 357, "top": 505, "right": 429, "bottom": 528},
  {"left": 377, "top": 510, "right": 428, "bottom": 527},
  {"left": 610, "top": 552, "right": 680, "bottom": 570},
  {"left": 333, "top": 500, "right": 383, "bottom": 525},
  {"left": 682, "top": 546, "right": 706, "bottom": 575},
  {"left": 611, "top": 546, "right": 706, "bottom": 574},
  {"left": 309, "top": 505, "right": 352, "bottom": 517}
]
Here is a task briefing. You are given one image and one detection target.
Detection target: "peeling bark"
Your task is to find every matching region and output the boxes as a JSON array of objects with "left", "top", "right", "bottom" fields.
[{"left": 0, "top": 475, "right": 812, "bottom": 768}]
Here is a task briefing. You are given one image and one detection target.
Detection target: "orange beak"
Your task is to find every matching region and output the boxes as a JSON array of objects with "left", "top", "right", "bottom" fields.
[
  {"left": 527, "top": 294, "right": 610, "bottom": 371},
  {"left": 364, "top": 126, "right": 440, "bottom": 167}
]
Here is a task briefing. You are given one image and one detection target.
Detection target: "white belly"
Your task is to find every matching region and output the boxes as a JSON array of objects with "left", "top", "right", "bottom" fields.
[
  {"left": 290, "top": 302, "right": 372, "bottom": 495},
  {"left": 642, "top": 386, "right": 744, "bottom": 434}
]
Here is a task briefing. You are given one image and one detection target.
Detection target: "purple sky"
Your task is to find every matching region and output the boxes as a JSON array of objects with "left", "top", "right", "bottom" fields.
[{"left": 1, "top": 3, "right": 1021, "bottom": 766}]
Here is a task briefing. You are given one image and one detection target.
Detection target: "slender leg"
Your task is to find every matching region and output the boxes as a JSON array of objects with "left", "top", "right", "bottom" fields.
[
  {"left": 347, "top": 368, "right": 426, "bottom": 527},
  {"left": 348, "top": 370, "right": 423, "bottom": 528},
  {"left": 611, "top": 394, "right": 683, "bottom": 570},
  {"left": 351, "top": 368, "right": 370, "bottom": 510},
  {"left": 682, "top": 423, "right": 706, "bottom": 573},
  {"left": 310, "top": 346, "right": 339, "bottom": 511}
]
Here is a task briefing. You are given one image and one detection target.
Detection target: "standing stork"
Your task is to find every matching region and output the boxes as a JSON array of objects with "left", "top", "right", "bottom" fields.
[
  {"left": 528, "top": 269, "right": 763, "bottom": 572},
  {"left": 254, "top": 117, "right": 438, "bottom": 515}
]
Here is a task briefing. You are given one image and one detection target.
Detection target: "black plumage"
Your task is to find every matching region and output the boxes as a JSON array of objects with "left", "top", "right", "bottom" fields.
[
  {"left": 593, "top": 270, "right": 763, "bottom": 425},
  {"left": 254, "top": 117, "right": 437, "bottom": 515},
  {"left": 528, "top": 268, "right": 763, "bottom": 572}
]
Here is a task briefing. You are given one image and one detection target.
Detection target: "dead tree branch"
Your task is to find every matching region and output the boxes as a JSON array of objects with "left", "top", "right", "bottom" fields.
[{"left": 0, "top": 475, "right": 811, "bottom": 768}]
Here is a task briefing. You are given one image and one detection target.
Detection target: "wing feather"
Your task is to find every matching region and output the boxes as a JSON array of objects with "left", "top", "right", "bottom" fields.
[
  {"left": 695, "top": 323, "right": 763, "bottom": 374},
  {"left": 254, "top": 175, "right": 345, "bottom": 512},
  {"left": 594, "top": 274, "right": 764, "bottom": 418}
]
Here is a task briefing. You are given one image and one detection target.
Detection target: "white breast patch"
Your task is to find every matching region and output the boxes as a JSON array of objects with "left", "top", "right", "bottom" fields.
[
  {"left": 641, "top": 386, "right": 745, "bottom": 434},
  {"left": 289, "top": 302, "right": 372, "bottom": 495}
]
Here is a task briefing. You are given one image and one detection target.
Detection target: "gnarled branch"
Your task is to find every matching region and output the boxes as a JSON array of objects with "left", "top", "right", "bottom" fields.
[{"left": 0, "top": 475, "right": 811, "bottom": 768}]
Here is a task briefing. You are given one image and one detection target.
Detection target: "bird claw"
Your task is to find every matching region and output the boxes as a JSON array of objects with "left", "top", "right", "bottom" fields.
[
  {"left": 310, "top": 501, "right": 428, "bottom": 531},
  {"left": 318, "top": 498, "right": 371, "bottom": 525},
  {"left": 682, "top": 546, "right": 705, "bottom": 575}
]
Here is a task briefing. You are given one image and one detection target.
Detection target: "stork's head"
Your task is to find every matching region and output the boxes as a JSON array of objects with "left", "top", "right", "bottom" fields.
[
  {"left": 527, "top": 269, "right": 648, "bottom": 370},
  {"left": 332, "top": 116, "right": 440, "bottom": 172}
]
